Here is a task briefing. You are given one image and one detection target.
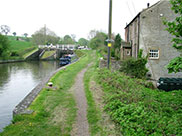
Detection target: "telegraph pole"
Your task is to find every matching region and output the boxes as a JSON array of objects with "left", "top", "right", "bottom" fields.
[
  {"left": 44, "top": 24, "right": 46, "bottom": 45},
  {"left": 107, "top": 0, "right": 112, "bottom": 69}
]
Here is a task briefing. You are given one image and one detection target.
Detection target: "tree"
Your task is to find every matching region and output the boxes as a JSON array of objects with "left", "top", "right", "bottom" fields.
[
  {"left": 163, "top": 0, "right": 182, "bottom": 73},
  {"left": 88, "top": 30, "right": 98, "bottom": 40},
  {"left": 0, "top": 34, "right": 9, "bottom": 57},
  {"left": 0, "top": 25, "right": 10, "bottom": 35},
  {"left": 78, "top": 38, "right": 89, "bottom": 46},
  {"left": 89, "top": 31, "right": 107, "bottom": 49},
  {"left": 32, "top": 27, "right": 60, "bottom": 45},
  {"left": 63, "top": 35, "right": 75, "bottom": 44},
  {"left": 24, "top": 33, "right": 28, "bottom": 37},
  {"left": 12, "top": 32, "right": 16, "bottom": 37},
  {"left": 114, "top": 34, "right": 122, "bottom": 49},
  {"left": 112, "top": 34, "right": 122, "bottom": 59}
]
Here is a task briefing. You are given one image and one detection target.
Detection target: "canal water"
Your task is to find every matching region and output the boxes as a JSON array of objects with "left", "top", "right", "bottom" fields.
[{"left": 0, "top": 61, "right": 60, "bottom": 132}]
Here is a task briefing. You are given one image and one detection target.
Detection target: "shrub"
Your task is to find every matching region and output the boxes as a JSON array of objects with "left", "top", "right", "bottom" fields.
[
  {"left": 0, "top": 34, "right": 9, "bottom": 57},
  {"left": 10, "top": 51, "right": 19, "bottom": 56},
  {"left": 120, "top": 57, "right": 148, "bottom": 79},
  {"left": 120, "top": 49, "right": 148, "bottom": 79}
]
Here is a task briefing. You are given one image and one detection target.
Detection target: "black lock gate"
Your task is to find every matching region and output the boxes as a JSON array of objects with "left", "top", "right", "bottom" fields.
[{"left": 157, "top": 77, "right": 182, "bottom": 91}]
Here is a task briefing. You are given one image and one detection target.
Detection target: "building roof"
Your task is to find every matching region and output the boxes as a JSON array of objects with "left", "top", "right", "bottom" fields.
[
  {"left": 121, "top": 42, "right": 131, "bottom": 48},
  {"left": 125, "top": 1, "right": 161, "bottom": 29}
]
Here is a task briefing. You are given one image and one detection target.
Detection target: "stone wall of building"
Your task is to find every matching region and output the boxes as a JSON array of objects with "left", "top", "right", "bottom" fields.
[{"left": 139, "top": 0, "right": 182, "bottom": 80}]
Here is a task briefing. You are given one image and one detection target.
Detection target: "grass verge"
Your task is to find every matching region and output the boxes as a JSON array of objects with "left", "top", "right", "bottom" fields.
[
  {"left": 84, "top": 63, "right": 102, "bottom": 136},
  {"left": 0, "top": 50, "right": 95, "bottom": 136},
  {"left": 84, "top": 51, "right": 122, "bottom": 136}
]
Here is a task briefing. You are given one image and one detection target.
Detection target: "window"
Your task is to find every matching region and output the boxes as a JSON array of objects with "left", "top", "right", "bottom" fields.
[
  {"left": 149, "top": 49, "right": 159, "bottom": 59},
  {"left": 126, "top": 50, "right": 130, "bottom": 55}
]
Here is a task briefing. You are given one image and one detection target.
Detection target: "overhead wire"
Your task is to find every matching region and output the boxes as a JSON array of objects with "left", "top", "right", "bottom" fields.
[
  {"left": 131, "top": 0, "right": 137, "bottom": 15},
  {"left": 126, "top": 1, "right": 134, "bottom": 18}
]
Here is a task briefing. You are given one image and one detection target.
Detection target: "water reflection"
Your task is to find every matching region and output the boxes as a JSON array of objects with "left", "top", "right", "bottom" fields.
[{"left": 0, "top": 61, "right": 60, "bottom": 132}]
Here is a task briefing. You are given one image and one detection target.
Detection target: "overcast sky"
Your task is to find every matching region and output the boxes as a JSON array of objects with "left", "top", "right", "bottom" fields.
[{"left": 0, "top": 0, "right": 159, "bottom": 40}]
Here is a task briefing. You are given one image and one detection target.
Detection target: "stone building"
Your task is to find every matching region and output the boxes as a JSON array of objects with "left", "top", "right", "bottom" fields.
[{"left": 121, "top": 0, "right": 182, "bottom": 80}]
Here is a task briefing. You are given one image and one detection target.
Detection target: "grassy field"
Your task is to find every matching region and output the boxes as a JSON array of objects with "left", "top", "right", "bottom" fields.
[
  {"left": 0, "top": 36, "right": 37, "bottom": 60},
  {"left": 0, "top": 50, "right": 95, "bottom": 136}
]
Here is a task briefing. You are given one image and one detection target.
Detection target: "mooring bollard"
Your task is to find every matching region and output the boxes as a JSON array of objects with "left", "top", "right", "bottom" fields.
[{"left": 48, "top": 82, "right": 53, "bottom": 87}]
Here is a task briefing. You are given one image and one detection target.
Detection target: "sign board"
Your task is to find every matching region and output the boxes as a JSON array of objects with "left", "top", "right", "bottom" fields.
[{"left": 108, "top": 43, "right": 112, "bottom": 47}]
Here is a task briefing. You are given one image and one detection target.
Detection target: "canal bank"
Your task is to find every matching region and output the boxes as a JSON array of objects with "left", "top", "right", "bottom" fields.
[
  {"left": 0, "top": 50, "right": 94, "bottom": 135},
  {"left": 0, "top": 61, "right": 60, "bottom": 132},
  {"left": 13, "top": 58, "right": 79, "bottom": 116}
]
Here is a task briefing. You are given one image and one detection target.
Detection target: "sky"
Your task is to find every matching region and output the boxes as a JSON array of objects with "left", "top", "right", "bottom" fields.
[{"left": 0, "top": 0, "right": 159, "bottom": 40}]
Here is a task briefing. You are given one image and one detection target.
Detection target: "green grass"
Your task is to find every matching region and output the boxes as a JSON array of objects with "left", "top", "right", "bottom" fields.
[
  {"left": 22, "top": 48, "right": 39, "bottom": 59},
  {"left": 84, "top": 55, "right": 102, "bottom": 136},
  {"left": 75, "top": 50, "right": 85, "bottom": 58},
  {"left": 8, "top": 36, "right": 36, "bottom": 52},
  {"left": 84, "top": 51, "right": 121, "bottom": 136},
  {"left": 0, "top": 50, "right": 95, "bottom": 136},
  {"left": 41, "top": 50, "right": 56, "bottom": 59},
  {"left": 0, "top": 36, "right": 37, "bottom": 60},
  {"left": 97, "top": 68, "right": 182, "bottom": 136},
  {"left": 9, "top": 40, "right": 34, "bottom": 52}
]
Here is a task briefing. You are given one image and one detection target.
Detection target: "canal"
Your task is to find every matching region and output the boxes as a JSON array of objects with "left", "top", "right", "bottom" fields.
[{"left": 0, "top": 61, "right": 60, "bottom": 132}]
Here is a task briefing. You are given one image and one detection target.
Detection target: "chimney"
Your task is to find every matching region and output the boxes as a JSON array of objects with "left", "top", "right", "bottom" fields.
[{"left": 147, "top": 3, "right": 150, "bottom": 8}]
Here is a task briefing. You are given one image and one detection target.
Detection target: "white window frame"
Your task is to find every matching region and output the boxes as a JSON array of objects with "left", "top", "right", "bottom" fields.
[
  {"left": 126, "top": 50, "right": 130, "bottom": 55},
  {"left": 149, "top": 49, "right": 159, "bottom": 59}
]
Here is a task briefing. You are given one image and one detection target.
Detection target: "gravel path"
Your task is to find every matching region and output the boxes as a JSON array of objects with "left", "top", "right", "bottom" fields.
[{"left": 71, "top": 64, "right": 92, "bottom": 136}]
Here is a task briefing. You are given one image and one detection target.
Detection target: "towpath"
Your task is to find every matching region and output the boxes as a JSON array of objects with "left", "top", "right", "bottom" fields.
[{"left": 71, "top": 63, "right": 92, "bottom": 136}]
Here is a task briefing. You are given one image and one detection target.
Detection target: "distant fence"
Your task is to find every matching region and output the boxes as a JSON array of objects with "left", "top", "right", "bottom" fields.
[{"left": 38, "top": 44, "right": 76, "bottom": 50}]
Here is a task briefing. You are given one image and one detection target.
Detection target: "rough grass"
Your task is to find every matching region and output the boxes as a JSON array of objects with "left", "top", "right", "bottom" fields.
[
  {"left": 75, "top": 50, "right": 85, "bottom": 58},
  {"left": 97, "top": 68, "right": 182, "bottom": 136},
  {"left": 84, "top": 51, "right": 121, "bottom": 136},
  {"left": 84, "top": 63, "right": 102, "bottom": 136},
  {"left": 0, "top": 50, "right": 94, "bottom": 136}
]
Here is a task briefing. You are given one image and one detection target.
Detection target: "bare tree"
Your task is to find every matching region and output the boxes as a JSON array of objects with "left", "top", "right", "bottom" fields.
[
  {"left": 88, "top": 30, "right": 98, "bottom": 40},
  {"left": 0, "top": 25, "right": 10, "bottom": 35},
  {"left": 71, "top": 34, "right": 76, "bottom": 42}
]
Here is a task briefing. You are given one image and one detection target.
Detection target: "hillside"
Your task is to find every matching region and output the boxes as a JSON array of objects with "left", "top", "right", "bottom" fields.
[{"left": 4, "top": 36, "right": 38, "bottom": 60}]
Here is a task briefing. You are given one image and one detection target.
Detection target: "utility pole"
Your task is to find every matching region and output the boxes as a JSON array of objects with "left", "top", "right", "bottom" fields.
[
  {"left": 44, "top": 24, "right": 46, "bottom": 45},
  {"left": 107, "top": 0, "right": 113, "bottom": 69}
]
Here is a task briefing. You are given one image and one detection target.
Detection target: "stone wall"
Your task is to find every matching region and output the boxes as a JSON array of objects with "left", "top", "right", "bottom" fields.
[
  {"left": 139, "top": 0, "right": 182, "bottom": 80},
  {"left": 99, "top": 58, "right": 121, "bottom": 71}
]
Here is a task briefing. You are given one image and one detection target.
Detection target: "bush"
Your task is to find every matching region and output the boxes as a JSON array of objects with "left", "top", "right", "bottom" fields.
[
  {"left": 10, "top": 51, "right": 19, "bottom": 56},
  {"left": 120, "top": 49, "right": 148, "bottom": 79},
  {"left": 0, "top": 34, "right": 9, "bottom": 57},
  {"left": 120, "top": 57, "right": 148, "bottom": 79}
]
